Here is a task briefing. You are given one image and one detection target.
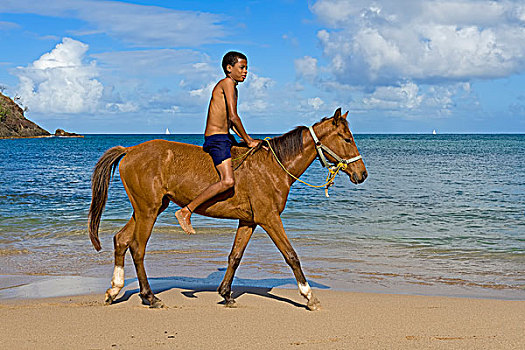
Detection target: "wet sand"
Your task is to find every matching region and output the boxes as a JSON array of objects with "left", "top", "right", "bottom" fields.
[{"left": 1, "top": 284, "right": 523, "bottom": 349}]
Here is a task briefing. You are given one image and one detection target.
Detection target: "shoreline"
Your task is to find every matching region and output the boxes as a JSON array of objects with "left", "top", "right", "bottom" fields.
[
  {"left": 1, "top": 273, "right": 524, "bottom": 302},
  {"left": 0, "top": 134, "right": 83, "bottom": 139},
  {"left": 1, "top": 285, "right": 523, "bottom": 349}
]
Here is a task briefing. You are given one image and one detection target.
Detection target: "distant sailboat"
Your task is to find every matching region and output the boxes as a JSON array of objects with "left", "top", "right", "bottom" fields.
[
  {"left": 432, "top": 129, "right": 437, "bottom": 135},
  {"left": 165, "top": 128, "right": 170, "bottom": 135}
]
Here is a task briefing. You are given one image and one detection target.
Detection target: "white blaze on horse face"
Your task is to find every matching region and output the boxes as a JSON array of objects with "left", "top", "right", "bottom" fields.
[
  {"left": 111, "top": 265, "right": 125, "bottom": 289},
  {"left": 298, "top": 282, "right": 312, "bottom": 300}
]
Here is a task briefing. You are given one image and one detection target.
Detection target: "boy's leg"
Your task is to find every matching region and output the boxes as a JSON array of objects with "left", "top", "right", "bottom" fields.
[{"left": 175, "top": 159, "right": 235, "bottom": 234}]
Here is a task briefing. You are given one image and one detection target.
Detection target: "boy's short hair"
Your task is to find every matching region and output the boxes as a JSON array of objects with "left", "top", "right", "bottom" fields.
[{"left": 222, "top": 51, "right": 247, "bottom": 75}]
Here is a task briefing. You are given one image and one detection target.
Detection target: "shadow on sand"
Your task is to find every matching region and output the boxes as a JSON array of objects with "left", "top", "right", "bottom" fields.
[{"left": 113, "top": 268, "right": 330, "bottom": 309}]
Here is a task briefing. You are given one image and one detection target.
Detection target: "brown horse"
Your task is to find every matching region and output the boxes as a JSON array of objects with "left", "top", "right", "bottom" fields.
[{"left": 88, "top": 108, "right": 367, "bottom": 310}]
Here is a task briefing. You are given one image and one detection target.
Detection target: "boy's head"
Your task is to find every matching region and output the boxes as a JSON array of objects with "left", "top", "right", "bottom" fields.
[{"left": 222, "top": 51, "right": 247, "bottom": 75}]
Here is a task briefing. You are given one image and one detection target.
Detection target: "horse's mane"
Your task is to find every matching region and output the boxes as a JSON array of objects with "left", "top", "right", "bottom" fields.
[
  {"left": 266, "top": 116, "right": 348, "bottom": 163},
  {"left": 268, "top": 126, "right": 307, "bottom": 162}
]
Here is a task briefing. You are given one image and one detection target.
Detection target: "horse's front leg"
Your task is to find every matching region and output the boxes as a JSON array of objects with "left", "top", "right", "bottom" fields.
[
  {"left": 218, "top": 221, "right": 256, "bottom": 307},
  {"left": 260, "top": 215, "right": 320, "bottom": 311}
]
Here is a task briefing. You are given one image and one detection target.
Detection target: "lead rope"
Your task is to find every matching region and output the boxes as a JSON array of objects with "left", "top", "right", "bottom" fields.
[
  {"left": 264, "top": 137, "right": 347, "bottom": 197},
  {"left": 230, "top": 135, "right": 354, "bottom": 197}
]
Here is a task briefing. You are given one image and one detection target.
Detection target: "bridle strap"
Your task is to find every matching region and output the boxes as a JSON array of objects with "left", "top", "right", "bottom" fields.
[{"left": 308, "top": 126, "right": 362, "bottom": 169}]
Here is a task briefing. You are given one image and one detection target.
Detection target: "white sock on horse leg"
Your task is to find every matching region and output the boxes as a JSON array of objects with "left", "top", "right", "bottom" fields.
[{"left": 298, "top": 282, "right": 312, "bottom": 300}]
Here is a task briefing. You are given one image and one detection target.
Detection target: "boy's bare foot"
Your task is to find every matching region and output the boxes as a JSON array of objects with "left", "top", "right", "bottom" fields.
[{"left": 175, "top": 207, "right": 196, "bottom": 234}]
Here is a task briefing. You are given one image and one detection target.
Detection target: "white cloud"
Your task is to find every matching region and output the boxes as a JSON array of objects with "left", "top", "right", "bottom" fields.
[
  {"left": 189, "top": 81, "right": 216, "bottom": 98},
  {"left": 93, "top": 49, "right": 219, "bottom": 95},
  {"left": 2, "top": 0, "right": 226, "bottom": 47},
  {"left": 362, "top": 82, "right": 423, "bottom": 110},
  {"left": 0, "top": 21, "right": 20, "bottom": 30},
  {"left": 15, "top": 37, "right": 103, "bottom": 114},
  {"left": 90, "top": 49, "right": 225, "bottom": 116},
  {"left": 163, "top": 105, "right": 180, "bottom": 114},
  {"left": 239, "top": 74, "right": 275, "bottom": 113},
  {"left": 308, "top": 97, "right": 324, "bottom": 110},
  {"left": 282, "top": 33, "right": 299, "bottom": 47},
  {"left": 246, "top": 74, "right": 274, "bottom": 97},
  {"left": 295, "top": 56, "right": 318, "bottom": 81},
  {"left": 93, "top": 49, "right": 214, "bottom": 77},
  {"left": 105, "top": 101, "right": 138, "bottom": 113},
  {"left": 239, "top": 99, "right": 269, "bottom": 113},
  {"left": 311, "top": 0, "right": 525, "bottom": 86},
  {"left": 357, "top": 81, "right": 478, "bottom": 118}
]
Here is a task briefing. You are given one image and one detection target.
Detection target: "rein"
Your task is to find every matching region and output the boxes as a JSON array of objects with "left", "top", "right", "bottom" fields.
[{"left": 263, "top": 126, "right": 362, "bottom": 197}]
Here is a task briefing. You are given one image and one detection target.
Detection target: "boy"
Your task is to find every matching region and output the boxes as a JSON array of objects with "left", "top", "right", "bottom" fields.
[{"left": 175, "top": 51, "right": 262, "bottom": 234}]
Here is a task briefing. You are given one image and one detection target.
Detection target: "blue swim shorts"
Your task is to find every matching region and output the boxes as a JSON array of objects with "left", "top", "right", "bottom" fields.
[{"left": 203, "top": 134, "right": 237, "bottom": 166}]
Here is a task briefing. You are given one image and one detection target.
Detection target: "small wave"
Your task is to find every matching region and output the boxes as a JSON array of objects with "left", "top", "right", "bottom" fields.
[
  {"left": 0, "top": 249, "right": 30, "bottom": 256},
  {"left": 0, "top": 193, "right": 53, "bottom": 200},
  {"left": 147, "top": 249, "right": 222, "bottom": 255},
  {"left": 357, "top": 271, "right": 521, "bottom": 291}
]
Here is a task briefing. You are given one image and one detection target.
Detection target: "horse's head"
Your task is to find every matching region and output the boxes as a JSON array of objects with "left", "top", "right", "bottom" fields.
[{"left": 312, "top": 108, "right": 368, "bottom": 184}]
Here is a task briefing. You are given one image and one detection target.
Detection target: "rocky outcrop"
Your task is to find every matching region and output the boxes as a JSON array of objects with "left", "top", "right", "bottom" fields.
[
  {"left": 54, "top": 129, "right": 83, "bottom": 138},
  {"left": 0, "top": 93, "right": 51, "bottom": 139}
]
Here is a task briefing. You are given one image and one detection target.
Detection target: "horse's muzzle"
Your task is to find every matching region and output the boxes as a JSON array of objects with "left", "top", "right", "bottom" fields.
[{"left": 351, "top": 170, "right": 368, "bottom": 184}]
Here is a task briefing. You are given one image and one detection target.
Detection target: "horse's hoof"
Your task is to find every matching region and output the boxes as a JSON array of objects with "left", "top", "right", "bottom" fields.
[
  {"left": 148, "top": 296, "right": 166, "bottom": 309},
  {"left": 140, "top": 294, "right": 165, "bottom": 308},
  {"left": 150, "top": 300, "right": 166, "bottom": 309},
  {"left": 224, "top": 299, "right": 237, "bottom": 308},
  {"left": 307, "top": 297, "right": 321, "bottom": 311},
  {"left": 104, "top": 293, "right": 114, "bottom": 306}
]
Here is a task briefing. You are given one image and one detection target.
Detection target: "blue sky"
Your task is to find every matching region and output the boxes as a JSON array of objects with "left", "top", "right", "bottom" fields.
[{"left": 1, "top": 0, "right": 524, "bottom": 134}]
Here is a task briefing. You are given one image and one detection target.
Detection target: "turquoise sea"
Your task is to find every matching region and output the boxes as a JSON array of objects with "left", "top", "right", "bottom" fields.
[{"left": 0, "top": 134, "right": 524, "bottom": 300}]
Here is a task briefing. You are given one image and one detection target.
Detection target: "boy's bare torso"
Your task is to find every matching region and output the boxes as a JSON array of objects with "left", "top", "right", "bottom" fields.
[{"left": 204, "top": 77, "right": 237, "bottom": 137}]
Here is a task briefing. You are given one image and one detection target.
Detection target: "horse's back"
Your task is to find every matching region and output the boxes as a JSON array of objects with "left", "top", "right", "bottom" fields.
[
  {"left": 117, "top": 140, "right": 211, "bottom": 201},
  {"left": 121, "top": 139, "right": 258, "bottom": 177},
  {"left": 121, "top": 139, "right": 209, "bottom": 172},
  {"left": 116, "top": 138, "right": 278, "bottom": 221}
]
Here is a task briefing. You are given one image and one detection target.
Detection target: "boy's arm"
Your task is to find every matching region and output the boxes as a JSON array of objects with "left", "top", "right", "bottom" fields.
[
  {"left": 223, "top": 80, "right": 260, "bottom": 148},
  {"left": 231, "top": 125, "right": 242, "bottom": 138}
]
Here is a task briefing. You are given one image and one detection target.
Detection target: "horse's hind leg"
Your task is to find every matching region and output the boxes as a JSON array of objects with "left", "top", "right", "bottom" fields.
[
  {"left": 218, "top": 221, "right": 256, "bottom": 307},
  {"left": 105, "top": 215, "right": 135, "bottom": 305},
  {"left": 260, "top": 216, "right": 321, "bottom": 311}
]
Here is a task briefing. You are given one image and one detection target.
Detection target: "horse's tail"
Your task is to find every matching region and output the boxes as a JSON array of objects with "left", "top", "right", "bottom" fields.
[{"left": 88, "top": 146, "right": 127, "bottom": 251}]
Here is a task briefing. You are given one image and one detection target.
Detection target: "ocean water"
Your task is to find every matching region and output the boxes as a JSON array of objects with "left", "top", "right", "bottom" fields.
[{"left": 0, "top": 134, "right": 524, "bottom": 300}]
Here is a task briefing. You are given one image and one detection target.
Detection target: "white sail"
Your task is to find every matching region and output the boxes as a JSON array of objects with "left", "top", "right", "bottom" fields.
[
  {"left": 432, "top": 129, "right": 437, "bottom": 135},
  {"left": 165, "top": 128, "right": 170, "bottom": 135}
]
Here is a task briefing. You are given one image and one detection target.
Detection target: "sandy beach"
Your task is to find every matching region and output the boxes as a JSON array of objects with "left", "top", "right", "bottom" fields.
[{"left": 1, "top": 285, "right": 523, "bottom": 350}]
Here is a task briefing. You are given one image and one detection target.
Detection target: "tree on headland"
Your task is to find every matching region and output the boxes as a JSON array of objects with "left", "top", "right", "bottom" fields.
[{"left": 13, "top": 95, "right": 29, "bottom": 113}]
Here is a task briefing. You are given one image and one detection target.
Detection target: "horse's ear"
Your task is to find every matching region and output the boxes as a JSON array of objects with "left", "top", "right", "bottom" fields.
[
  {"left": 334, "top": 108, "right": 342, "bottom": 119},
  {"left": 333, "top": 108, "right": 346, "bottom": 125}
]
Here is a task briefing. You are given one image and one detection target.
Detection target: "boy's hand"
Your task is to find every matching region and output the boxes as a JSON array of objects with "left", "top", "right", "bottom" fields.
[
  {"left": 247, "top": 139, "right": 261, "bottom": 148},
  {"left": 248, "top": 139, "right": 268, "bottom": 150}
]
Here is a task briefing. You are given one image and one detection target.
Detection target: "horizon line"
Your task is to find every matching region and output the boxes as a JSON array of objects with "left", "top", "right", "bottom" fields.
[{"left": 76, "top": 132, "right": 525, "bottom": 135}]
